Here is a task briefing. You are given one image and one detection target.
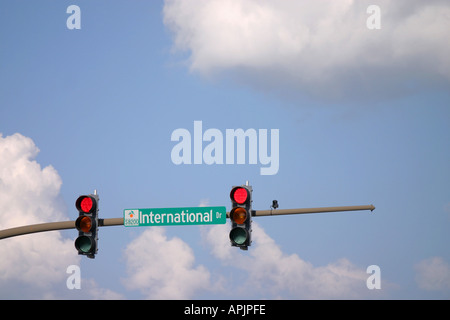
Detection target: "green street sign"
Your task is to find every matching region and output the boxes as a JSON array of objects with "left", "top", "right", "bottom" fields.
[{"left": 123, "top": 206, "right": 227, "bottom": 227}]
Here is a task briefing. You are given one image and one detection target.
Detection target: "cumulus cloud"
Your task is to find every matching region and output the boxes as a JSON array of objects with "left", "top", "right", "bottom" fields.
[
  {"left": 122, "top": 227, "right": 212, "bottom": 299},
  {"left": 163, "top": 0, "right": 450, "bottom": 101},
  {"left": 415, "top": 257, "right": 450, "bottom": 291},
  {"left": 203, "top": 222, "right": 370, "bottom": 299},
  {"left": 0, "top": 133, "right": 122, "bottom": 299},
  {"left": 80, "top": 279, "right": 125, "bottom": 300},
  {"left": 0, "top": 133, "right": 78, "bottom": 292}
]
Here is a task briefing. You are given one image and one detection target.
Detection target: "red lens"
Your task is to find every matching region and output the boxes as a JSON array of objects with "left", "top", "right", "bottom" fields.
[
  {"left": 76, "top": 196, "right": 95, "bottom": 213},
  {"left": 80, "top": 197, "right": 93, "bottom": 213},
  {"left": 231, "top": 187, "right": 248, "bottom": 204}
]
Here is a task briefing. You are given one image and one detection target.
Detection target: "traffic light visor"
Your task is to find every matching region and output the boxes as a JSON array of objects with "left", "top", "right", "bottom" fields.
[
  {"left": 76, "top": 196, "right": 96, "bottom": 213},
  {"left": 230, "top": 187, "right": 248, "bottom": 204},
  {"left": 230, "top": 207, "right": 247, "bottom": 224}
]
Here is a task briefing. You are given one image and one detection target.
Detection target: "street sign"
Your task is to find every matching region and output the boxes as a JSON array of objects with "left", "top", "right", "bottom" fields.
[{"left": 123, "top": 206, "right": 227, "bottom": 227}]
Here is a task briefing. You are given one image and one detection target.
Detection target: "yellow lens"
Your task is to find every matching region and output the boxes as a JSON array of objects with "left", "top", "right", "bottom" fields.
[
  {"left": 76, "top": 216, "right": 92, "bottom": 232},
  {"left": 231, "top": 207, "right": 247, "bottom": 224}
]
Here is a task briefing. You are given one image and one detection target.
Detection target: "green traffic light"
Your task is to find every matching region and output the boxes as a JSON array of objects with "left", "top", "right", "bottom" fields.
[
  {"left": 75, "top": 235, "right": 94, "bottom": 253},
  {"left": 229, "top": 227, "right": 248, "bottom": 245}
]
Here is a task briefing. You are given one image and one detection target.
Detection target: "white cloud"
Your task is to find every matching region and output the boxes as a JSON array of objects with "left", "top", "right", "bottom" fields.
[
  {"left": 415, "top": 257, "right": 450, "bottom": 291},
  {"left": 198, "top": 198, "right": 210, "bottom": 207},
  {"left": 0, "top": 133, "right": 65, "bottom": 227},
  {"left": 80, "top": 279, "right": 125, "bottom": 300},
  {"left": 0, "top": 133, "right": 122, "bottom": 299},
  {"left": 163, "top": 0, "right": 450, "bottom": 100},
  {"left": 122, "top": 227, "right": 212, "bottom": 299},
  {"left": 0, "top": 133, "right": 79, "bottom": 291},
  {"left": 203, "top": 222, "right": 372, "bottom": 299}
]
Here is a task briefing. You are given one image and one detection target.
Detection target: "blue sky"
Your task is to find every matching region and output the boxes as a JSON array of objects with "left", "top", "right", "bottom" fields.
[{"left": 0, "top": 1, "right": 449, "bottom": 299}]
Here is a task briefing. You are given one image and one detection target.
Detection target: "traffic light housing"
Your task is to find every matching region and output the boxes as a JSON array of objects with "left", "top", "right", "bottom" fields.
[
  {"left": 229, "top": 185, "right": 252, "bottom": 250},
  {"left": 75, "top": 194, "right": 99, "bottom": 259}
]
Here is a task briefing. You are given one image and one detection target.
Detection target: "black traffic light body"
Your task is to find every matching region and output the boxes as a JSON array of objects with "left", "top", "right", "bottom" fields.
[
  {"left": 229, "top": 185, "right": 252, "bottom": 250},
  {"left": 75, "top": 194, "right": 99, "bottom": 259}
]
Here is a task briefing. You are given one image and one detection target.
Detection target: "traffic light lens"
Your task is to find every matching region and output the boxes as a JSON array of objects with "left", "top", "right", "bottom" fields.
[
  {"left": 230, "top": 207, "right": 247, "bottom": 224},
  {"left": 76, "top": 195, "right": 96, "bottom": 213},
  {"left": 231, "top": 187, "right": 248, "bottom": 204},
  {"left": 75, "top": 236, "right": 94, "bottom": 253},
  {"left": 229, "top": 228, "right": 248, "bottom": 245},
  {"left": 80, "top": 197, "right": 93, "bottom": 213},
  {"left": 76, "top": 216, "right": 92, "bottom": 233}
]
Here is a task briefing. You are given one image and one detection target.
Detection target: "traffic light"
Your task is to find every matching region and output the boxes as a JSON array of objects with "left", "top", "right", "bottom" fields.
[
  {"left": 75, "top": 193, "right": 99, "bottom": 259},
  {"left": 229, "top": 184, "right": 252, "bottom": 250}
]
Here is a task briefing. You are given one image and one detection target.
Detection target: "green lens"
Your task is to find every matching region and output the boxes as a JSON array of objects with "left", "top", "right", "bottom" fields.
[
  {"left": 75, "top": 236, "right": 93, "bottom": 253},
  {"left": 229, "top": 228, "right": 248, "bottom": 245}
]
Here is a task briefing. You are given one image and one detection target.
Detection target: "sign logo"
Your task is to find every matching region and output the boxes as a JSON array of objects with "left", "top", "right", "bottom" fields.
[{"left": 124, "top": 209, "right": 139, "bottom": 226}]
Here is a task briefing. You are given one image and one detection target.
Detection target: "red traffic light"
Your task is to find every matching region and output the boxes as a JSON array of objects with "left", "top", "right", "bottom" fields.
[
  {"left": 230, "top": 187, "right": 249, "bottom": 204},
  {"left": 76, "top": 195, "right": 96, "bottom": 213},
  {"left": 74, "top": 193, "right": 99, "bottom": 259},
  {"left": 229, "top": 184, "right": 252, "bottom": 250}
]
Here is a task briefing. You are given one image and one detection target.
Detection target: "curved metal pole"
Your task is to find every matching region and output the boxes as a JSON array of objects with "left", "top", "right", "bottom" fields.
[
  {"left": 0, "top": 205, "right": 374, "bottom": 240},
  {"left": 252, "top": 204, "right": 375, "bottom": 217},
  {"left": 224, "top": 205, "right": 374, "bottom": 218},
  {"left": 0, "top": 218, "right": 124, "bottom": 240}
]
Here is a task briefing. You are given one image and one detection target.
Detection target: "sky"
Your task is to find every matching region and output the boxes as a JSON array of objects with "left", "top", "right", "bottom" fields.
[{"left": 0, "top": 0, "right": 449, "bottom": 299}]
